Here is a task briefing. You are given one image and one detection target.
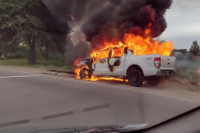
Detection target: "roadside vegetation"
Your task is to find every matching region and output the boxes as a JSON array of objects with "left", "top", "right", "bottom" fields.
[
  {"left": 0, "top": 58, "right": 71, "bottom": 71},
  {"left": 165, "top": 41, "right": 200, "bottom": 90},
  {"left": 0, "top": 0, "right": 70, "bottom": 67},
  {"left": 176, "top": 62, "right": 200, "bottom": 91}
]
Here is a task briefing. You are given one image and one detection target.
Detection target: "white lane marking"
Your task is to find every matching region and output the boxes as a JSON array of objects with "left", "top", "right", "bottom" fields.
[
  {"left": 0, "top": 67, "right": 199, "bottom": 103},
  {"left": 0, "top": 75, "right": 42, "bottom": 79}
]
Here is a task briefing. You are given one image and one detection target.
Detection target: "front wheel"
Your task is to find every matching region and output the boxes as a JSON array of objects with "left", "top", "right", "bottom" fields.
[
  {"left": 128, "top": 69, "right": 143, "bottom": 87},
  {"left": 146, "top": 76, "right": 160, "bottom": 86},
  {"left": 79, "top": 68, "right": 91, "bottom": 80}
]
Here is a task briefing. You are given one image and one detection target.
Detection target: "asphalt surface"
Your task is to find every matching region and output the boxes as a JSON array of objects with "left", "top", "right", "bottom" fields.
[{"left": 0, "top": 68, "right": 199, "bottom": 130}]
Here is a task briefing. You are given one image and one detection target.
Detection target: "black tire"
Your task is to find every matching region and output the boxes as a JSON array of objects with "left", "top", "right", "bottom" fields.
[
  {"left": 146, "top": 76, "right": 160, "bottom": 86},
  {"left": 79, "top": 68, "right": 91, "bottom": 80},
  {"left": 128, "top": 69, "right": 143, "bottom": 87}
]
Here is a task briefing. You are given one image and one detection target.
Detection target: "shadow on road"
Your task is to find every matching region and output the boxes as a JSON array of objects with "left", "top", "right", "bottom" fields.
[
  {"left": 86, "top": 79, "right": 169, "bottom": 90},
  {"left": 47, "top": 70, "right": 170, "bottom": 89}
]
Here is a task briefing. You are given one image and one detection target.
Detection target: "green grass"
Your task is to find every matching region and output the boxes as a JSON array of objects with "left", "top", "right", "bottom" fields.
[{"left": 0, "top": 58, "right": 72, "bottom": 71}]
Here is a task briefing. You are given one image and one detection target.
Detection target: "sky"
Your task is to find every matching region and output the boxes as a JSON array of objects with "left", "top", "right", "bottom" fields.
[{"left": 160, "top": 0, "right": 200, "bottom": 50}]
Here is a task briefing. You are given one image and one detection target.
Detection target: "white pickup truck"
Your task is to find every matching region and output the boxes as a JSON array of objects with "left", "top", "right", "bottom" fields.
[{"left": 78, "top": 46, "right": 176, "bottom": 87}]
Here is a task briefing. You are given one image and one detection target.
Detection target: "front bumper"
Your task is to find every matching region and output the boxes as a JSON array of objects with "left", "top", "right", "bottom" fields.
[{"left": 157, "top": 70, "right": 175, "bottom": 77}]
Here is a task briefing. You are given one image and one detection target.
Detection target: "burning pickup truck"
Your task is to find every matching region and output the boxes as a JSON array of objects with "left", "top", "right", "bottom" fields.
[{"left": 77, "top": 45, "right": 176, "bottom": 87}]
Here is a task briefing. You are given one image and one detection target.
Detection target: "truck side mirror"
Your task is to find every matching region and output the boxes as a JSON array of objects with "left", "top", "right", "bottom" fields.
[
  {"left": 108, "top": 50, "right": 112, "bottom": 58},
  {"left": 124, "top": 47, "right": 128, "bottom": 54}
]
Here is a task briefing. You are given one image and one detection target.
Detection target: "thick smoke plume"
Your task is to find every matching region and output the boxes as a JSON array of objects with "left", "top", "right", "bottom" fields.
[
  {"left": 43, "top": 0, "right": 173, "bottom": 61},
  {"left": 82, "top": 0, "right": 173, "bottom": 50}
]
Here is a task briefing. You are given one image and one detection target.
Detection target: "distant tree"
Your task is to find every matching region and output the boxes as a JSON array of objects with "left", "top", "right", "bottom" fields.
[
  {"left": 0, "top": 0, "right": 47, "bottom": 63},
  {"left": 160, "top": 40, "right": 165, "bottom": 43},
  {"left": 0, "top": 0, "right": 70, "bottom": 63},
  {"left": 190, "top": 41, "right": 200, "bottom": 56}
]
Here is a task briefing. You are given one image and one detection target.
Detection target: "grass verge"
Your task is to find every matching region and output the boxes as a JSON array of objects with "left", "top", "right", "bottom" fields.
[{"left": 0, "top": 59, "right": 72, "bottom": 71}]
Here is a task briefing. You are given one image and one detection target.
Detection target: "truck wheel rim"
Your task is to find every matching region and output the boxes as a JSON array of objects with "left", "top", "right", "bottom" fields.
[
  {"left": 80, "top": 70, "right": 86, "bottom": 79},
  {"left": 131, "top": 74, "right": 139, "bottom": 83}
]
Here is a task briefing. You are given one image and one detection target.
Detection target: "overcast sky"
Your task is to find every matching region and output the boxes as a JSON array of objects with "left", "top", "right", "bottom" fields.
[{"left": 160, "top": 0, "right": 200, "bottom": 50}]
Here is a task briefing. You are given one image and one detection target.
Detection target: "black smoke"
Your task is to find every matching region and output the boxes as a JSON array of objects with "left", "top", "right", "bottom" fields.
[
  {"left": 82, "top": 0, "right": 173, "bottom": 50},
  {"left": 43, "top": 0, "right": 173, "bottom": 60},
  {"left": 65, "top": 39, "right": 90, "bottom": 65},
  {"left": 42, "top": 0, "right": 114, "bottom": 22}
]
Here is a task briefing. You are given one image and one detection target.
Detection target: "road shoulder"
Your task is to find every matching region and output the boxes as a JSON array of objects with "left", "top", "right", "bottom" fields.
[{"left": 0, "top": 65, "right": 200, "bottom": 103}]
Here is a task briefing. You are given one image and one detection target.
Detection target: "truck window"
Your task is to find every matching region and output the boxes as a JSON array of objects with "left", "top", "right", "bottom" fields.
[
  {"left": 97, "top": 49, "right": 110, "bottom": 59},
  {"left": 112, "top": 48, "right": 123, "bottom": 57}
]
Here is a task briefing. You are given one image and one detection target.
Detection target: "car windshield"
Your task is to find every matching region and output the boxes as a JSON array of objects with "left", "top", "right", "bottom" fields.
[{"left": 0, "top": 0, "right": 200, "bottom": 133}]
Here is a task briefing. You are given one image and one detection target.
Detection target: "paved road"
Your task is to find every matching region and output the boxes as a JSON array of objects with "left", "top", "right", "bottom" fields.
[{"left": 0, "top": 68, "right": 199, "bottom": 129}]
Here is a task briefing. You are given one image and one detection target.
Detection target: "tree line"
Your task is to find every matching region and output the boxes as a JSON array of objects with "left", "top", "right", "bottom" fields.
[{"left": 0, "top": 0, "right": 70, "bottom": 64}]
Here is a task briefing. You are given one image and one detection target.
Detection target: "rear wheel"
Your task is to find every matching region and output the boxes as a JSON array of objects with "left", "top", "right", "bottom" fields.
[
  {"left": 79, "top": 68, "right": 91, "bottom": 80},
  {"left": 146, "top": 76, "right": 160, "bottom": 86},
  {"left": 128, "top": 69, "right": 143, "bottom": 87}
]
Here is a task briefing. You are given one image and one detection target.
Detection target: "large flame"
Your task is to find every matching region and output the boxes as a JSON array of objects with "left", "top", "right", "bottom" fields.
[
  {"left": 74, "top": 26, "right": 173, "bottom": 82},
  {"left": 123, "top": 34, "right": 173, "bottom": 56}
]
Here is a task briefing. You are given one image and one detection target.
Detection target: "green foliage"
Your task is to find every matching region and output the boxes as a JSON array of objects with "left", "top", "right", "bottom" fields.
[
  {"left": 49, "top": 53, "right": 65, "bottom": 62},
  {"left": 190, "top": 41, "right": 200, "bottom": 56},
  {"left": 175, "top": 60, "right": 200, "bottom": 86},
  {"left": 0, "top": 0, "right": 70, "bottom": 61},
  {"left": 0, "top": 0, "right": 49, "bottom": 48},
  {"left": 0, "top": 58, "right": 71, "bottom": 70}
]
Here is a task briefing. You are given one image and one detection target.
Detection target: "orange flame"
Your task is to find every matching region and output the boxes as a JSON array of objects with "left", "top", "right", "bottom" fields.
[
  {"left": 124, "top": 33, "right": 173, "bottom": 56},
  {"left": 74, "top": 27, "right": 173, "bottom": 82}
]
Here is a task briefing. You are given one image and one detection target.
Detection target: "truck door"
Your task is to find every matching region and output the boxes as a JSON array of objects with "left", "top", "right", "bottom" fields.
[
  {"left": 93, "top": 48, "right": 110, "bottom": 76},
  {"left": 107, "top": 47, "right": 125, "bottom": 76}
]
